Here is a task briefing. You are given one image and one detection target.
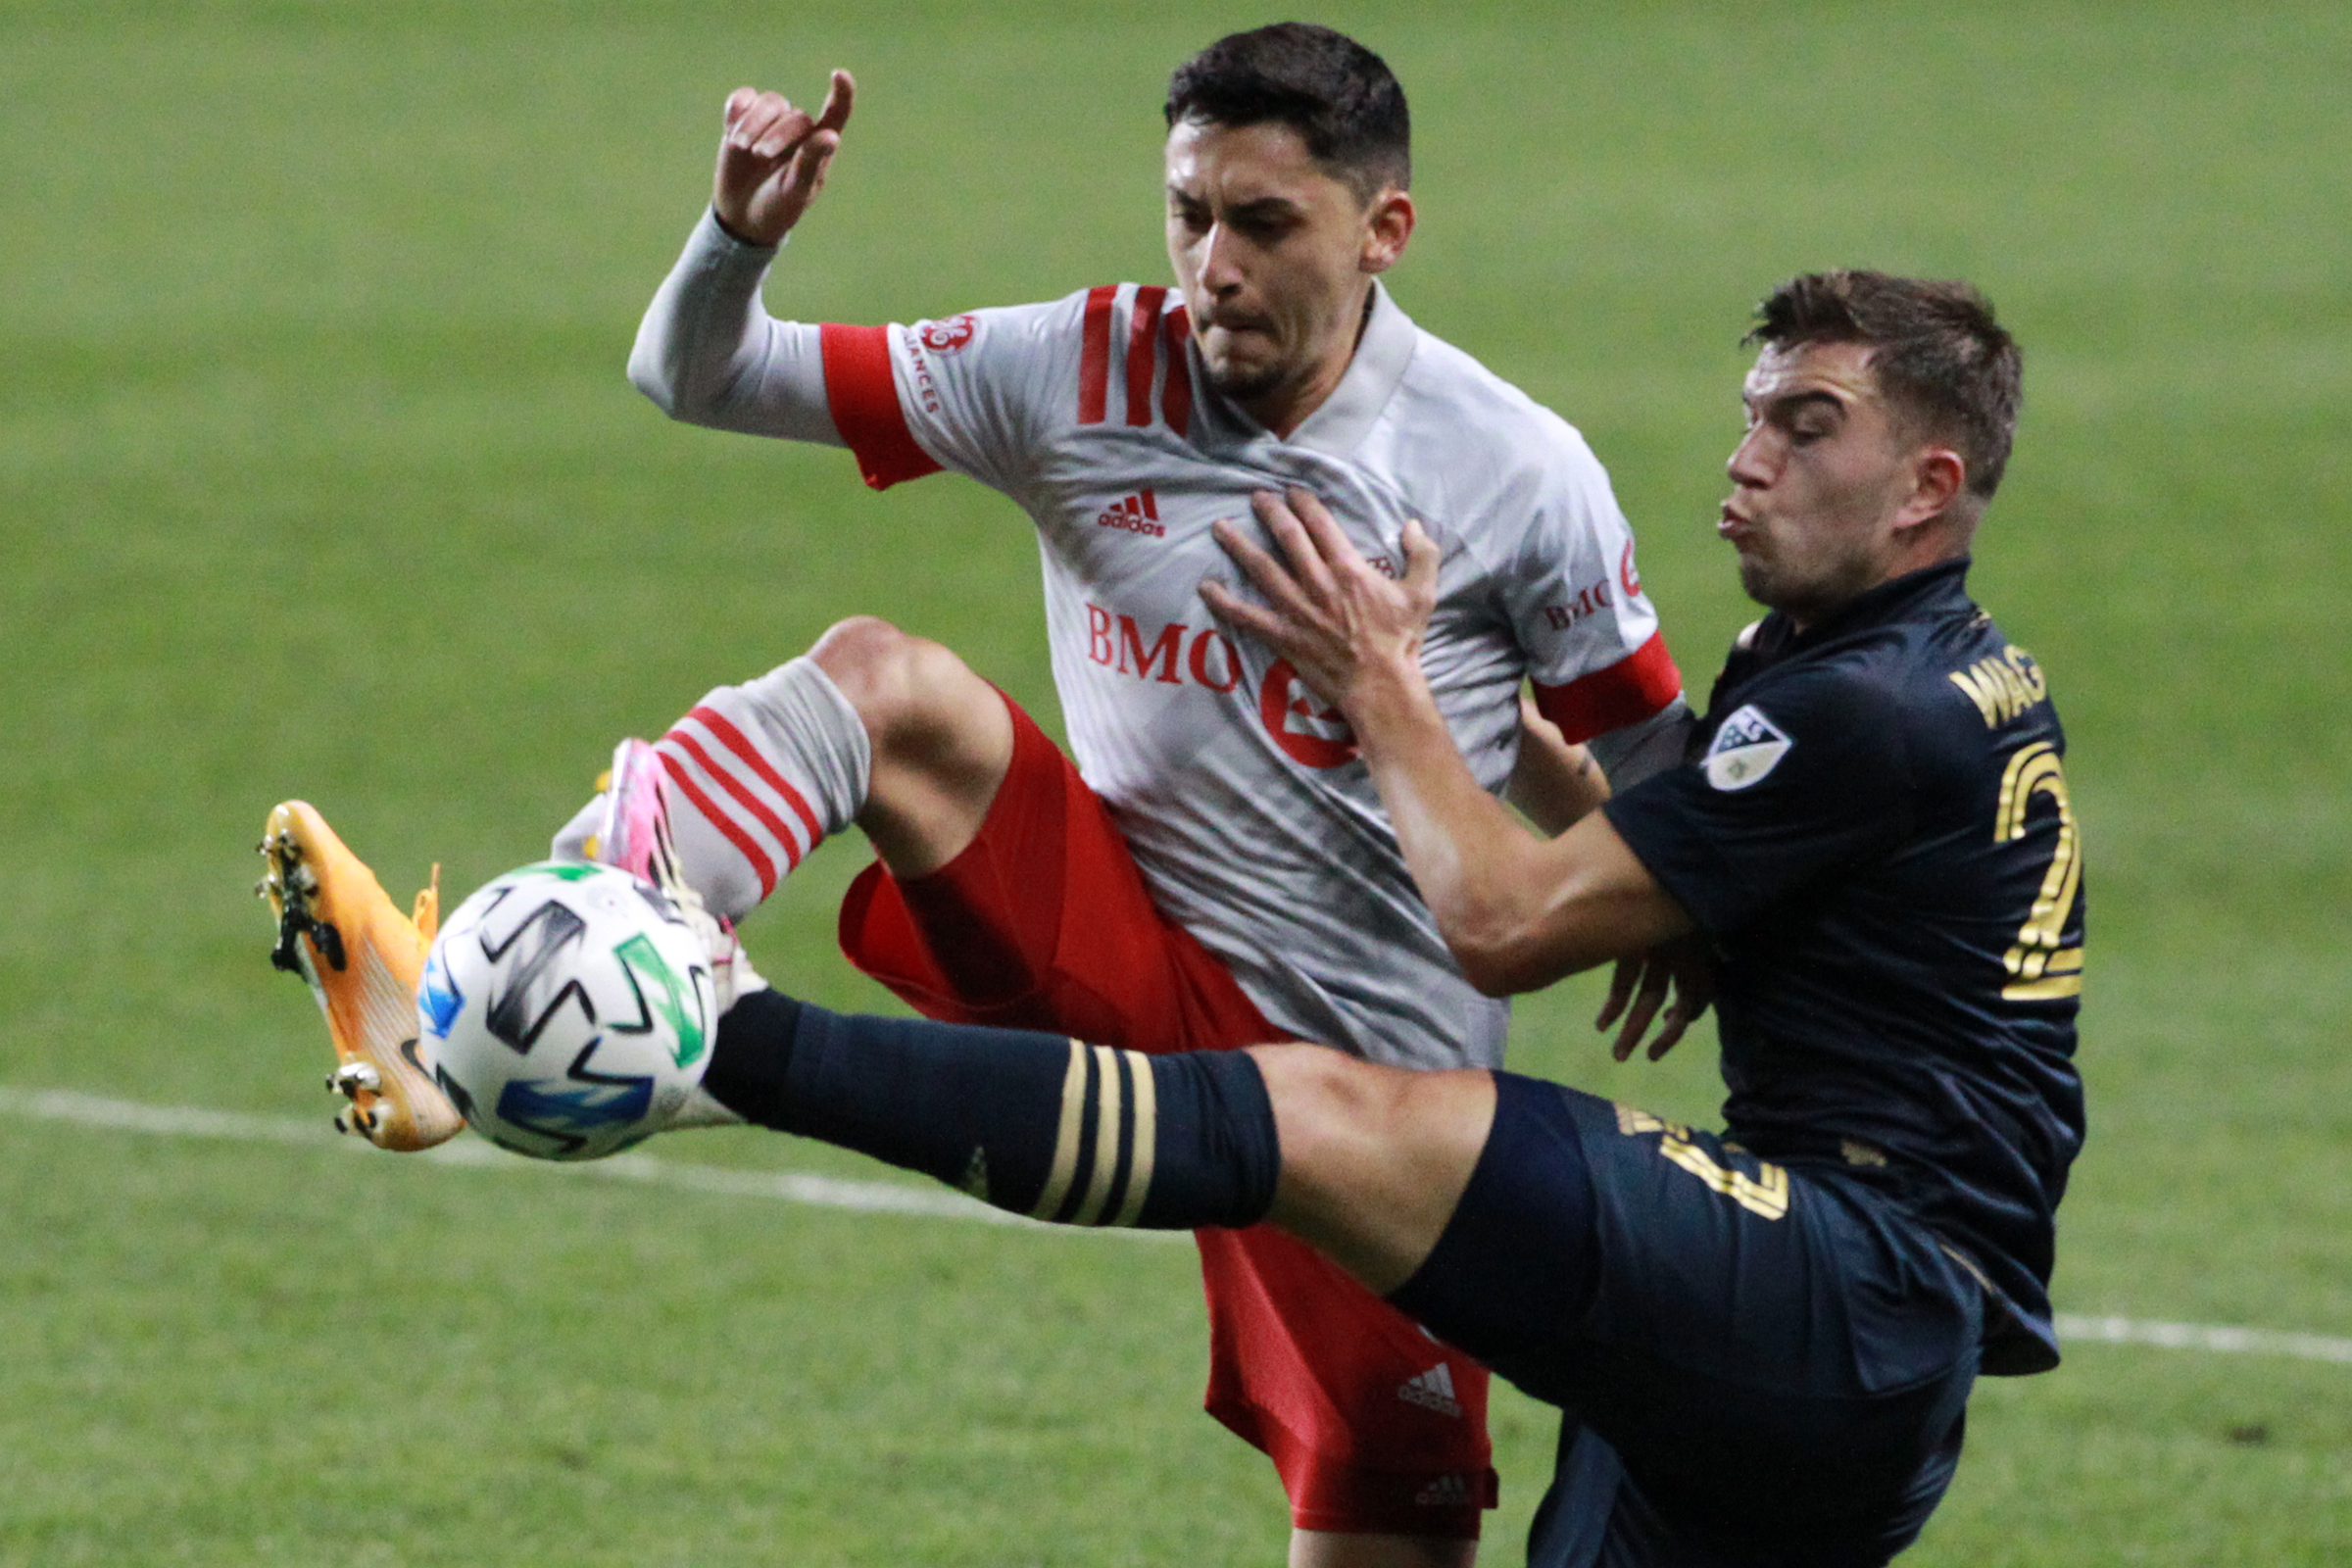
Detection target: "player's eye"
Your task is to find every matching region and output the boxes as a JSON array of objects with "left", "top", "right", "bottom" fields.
[{"left": 1233, "top": 211, "right": 1298, "bottom": 243}]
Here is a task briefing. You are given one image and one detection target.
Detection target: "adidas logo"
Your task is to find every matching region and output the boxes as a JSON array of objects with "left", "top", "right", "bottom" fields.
[
  {"left": 1397, "top": 1362, "right": 1462, "bottom": 1418},
  {"left": 1094, "top": 490, "right": 1165, "bottom": 537},
  {"left": 1414, "top": 1472, "right": 1473, "bottom": 1507}
]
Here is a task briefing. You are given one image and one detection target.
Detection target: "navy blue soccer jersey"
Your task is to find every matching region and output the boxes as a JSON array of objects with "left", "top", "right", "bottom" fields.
[{"left": 1603, "top": 558, "right": 2084, "bottom": 1373}]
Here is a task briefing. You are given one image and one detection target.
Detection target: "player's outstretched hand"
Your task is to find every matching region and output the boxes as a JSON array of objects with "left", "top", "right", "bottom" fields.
[
  {"left": 1203, "top": 489, "right": 1440, "bottom": 712},
  {"left": 712, "top": 71, "right": 855, "bottom": 247},
  {"left": 1596, "top": 936, "right": 1715, "bottom": 1062}
]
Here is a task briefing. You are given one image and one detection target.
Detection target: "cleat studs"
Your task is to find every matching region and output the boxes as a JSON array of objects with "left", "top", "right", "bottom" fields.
[
  {"left": 268, "top": 903, "right": 344, "bottom": 975},
  {"left": 269, "top": 912, "right": 307, "bottom": 975},
  {"left": 331, "top": 1061, "right": 382, "bottom": 1098}
]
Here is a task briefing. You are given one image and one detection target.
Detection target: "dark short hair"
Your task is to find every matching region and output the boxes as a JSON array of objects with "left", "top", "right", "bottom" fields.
[
  {"left": 1748, "top": 270, "right": 2024, "bottom": 499},
  {"left": 1165, "top": 23, "right": 1409, "bottom": 200}
]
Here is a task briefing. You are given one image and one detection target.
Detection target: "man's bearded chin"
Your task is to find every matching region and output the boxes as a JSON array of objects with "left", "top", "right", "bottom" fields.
[
  {"left": 1203, "top": 333, "right": 1298, "bottom": 404},
  {"left": 1738, "top": 550, "right": 1874, "bottom": 625},
  {"left": 1201, "top": 351, "right": 1292, "bottom": 405},
  {"left": 1736, "top": 555, "right": 1780, "bottom": 610}
]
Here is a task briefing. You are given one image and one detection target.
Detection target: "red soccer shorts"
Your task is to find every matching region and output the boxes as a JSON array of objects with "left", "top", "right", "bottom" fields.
[{"left": 837, "top": 698, "right": 1497, "bottom": 1539}]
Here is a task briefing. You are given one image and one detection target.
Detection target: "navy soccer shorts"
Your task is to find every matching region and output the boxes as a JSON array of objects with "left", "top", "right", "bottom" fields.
[{"left": 1389, "top": 1073, "right": 1985, "bottom": 1568}]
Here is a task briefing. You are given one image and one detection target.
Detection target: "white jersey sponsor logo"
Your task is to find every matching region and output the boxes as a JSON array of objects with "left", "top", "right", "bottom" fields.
[{"left": 1259, "top": 660, "right": 1358, "bottom": 768}]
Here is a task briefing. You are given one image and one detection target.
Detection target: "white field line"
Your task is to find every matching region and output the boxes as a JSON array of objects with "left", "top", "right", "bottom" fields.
[
  {"left": 2049, "top": 1313, "right": 2352, "bottom": 1364},
  {"left": 10, "top": 1086, "right": 2352, "bottom": 1359},
  {"left": 0, "top": 1084, "right": 1178, "bottom": 1244}
]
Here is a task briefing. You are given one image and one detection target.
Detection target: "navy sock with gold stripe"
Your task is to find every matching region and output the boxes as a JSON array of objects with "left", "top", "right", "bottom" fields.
[{"left": 706, "top": 988, "right": 1279, "bottom": 1229}]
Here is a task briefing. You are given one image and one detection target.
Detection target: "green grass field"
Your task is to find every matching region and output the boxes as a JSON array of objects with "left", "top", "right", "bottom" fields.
[{"left": 3, "top": 1, "right": 2347, "bottom": 1562}]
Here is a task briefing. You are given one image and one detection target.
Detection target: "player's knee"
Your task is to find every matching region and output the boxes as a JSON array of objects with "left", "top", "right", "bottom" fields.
[
  {"left": 1248, "top": 1047, "right": 1494, "bottom": 1296},
  {"left": 808, "top": 616, "right": 983, "bottom": 754},
  {"left": 1250, "top": 1047, "right": 1411, "bottom": 1167},
  {"left": 808, "top": 614, "right": 914, "bottom": 711}
]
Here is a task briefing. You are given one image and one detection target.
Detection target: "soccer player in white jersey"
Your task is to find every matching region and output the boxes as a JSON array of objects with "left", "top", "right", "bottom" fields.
[{"left": 259, "top": 24, "right": 1694, "bottom": 1566}]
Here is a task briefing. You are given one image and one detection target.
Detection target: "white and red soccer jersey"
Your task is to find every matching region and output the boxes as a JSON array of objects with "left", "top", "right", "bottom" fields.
[{"left": 639, "top": 216, "right": 1682, "bottom": 1070}]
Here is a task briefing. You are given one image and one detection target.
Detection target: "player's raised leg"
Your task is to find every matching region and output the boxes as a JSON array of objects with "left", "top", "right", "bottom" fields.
[
  {"left": 259, "top": 616, "right": 1004, "bottom": 1151},
  {"left": 699, "top": 987, "right": 1493, "bottom": 1285},
  {"left": 552, "top": 615, "right": 1011, "bottom": 915},
  {"left": 256, "top": 801, "right": 465, "bottom": 1150},
  {"left": 813, "top": 616, "right": 1015, "bottom": 878}
]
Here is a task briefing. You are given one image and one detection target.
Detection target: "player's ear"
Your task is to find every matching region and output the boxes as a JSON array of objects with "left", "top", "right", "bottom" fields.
[
  {"left": 1360, "top": 188, "right": 1414, "bottom": 273},
  {"left": 1899, "top": 446, "right": 1968, "bottom": 528}
]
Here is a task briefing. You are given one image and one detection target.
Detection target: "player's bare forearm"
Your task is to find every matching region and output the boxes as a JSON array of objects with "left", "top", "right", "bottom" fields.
[
  {"left": 1348, "top": 660, "right": 1574, "bottom": 985},
  {"left": 1206, "top": 490, "right": 1691, "bottom": 996},
  {"left": 1348, "top": 661, "right": 1684, "bottom": 994},
  {"left": 1507, "top": 693, "right": 1609, "bottom": 835}
]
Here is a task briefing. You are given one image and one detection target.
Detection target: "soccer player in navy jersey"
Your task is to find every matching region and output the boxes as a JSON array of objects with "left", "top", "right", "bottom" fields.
[{"left": 675, "top": 270, "right": 2082, "bottom": 1565}]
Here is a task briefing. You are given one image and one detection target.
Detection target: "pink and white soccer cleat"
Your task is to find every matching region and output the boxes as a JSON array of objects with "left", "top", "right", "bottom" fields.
[
  {"left": 590, "top": 737, "right": 671, "bottom": 886},
  {"left": 588, "top": 739, "right": 766, "bottom": 1013}
]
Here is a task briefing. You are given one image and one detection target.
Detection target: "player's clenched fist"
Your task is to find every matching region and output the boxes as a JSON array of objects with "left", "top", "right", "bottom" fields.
[{"left": 712, "top": 71, "right": 855, "bottom": 247}]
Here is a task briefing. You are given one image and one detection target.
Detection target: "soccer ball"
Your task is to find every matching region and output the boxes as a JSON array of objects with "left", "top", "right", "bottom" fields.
[{"left": 417, "top": 861, "right": 717, "bottom": 1161}]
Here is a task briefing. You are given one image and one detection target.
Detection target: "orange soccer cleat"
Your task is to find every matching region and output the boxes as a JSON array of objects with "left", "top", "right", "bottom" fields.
[{"left": 256, "top": 801, "right": 464, "bottom": 1151}]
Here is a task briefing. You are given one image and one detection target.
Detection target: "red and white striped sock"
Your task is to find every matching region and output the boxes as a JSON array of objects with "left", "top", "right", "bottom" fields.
[{"left": 651, "top": 658, "right": 871, "bottom": 922}]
